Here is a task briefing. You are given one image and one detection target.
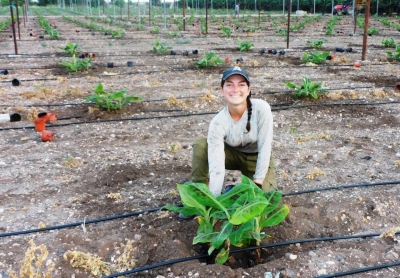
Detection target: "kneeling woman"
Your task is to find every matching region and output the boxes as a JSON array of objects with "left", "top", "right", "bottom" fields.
[{"left": 192, "top": 66, "right": 276, "bottom": 197}]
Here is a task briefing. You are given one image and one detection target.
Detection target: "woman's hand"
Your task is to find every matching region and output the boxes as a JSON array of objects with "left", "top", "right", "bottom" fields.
[{"left": 253, "top": 180, "right": 263, "bottom": 188}]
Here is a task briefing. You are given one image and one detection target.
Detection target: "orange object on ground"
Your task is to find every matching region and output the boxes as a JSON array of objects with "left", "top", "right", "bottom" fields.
[
  {"left": 41, "top": 130, "right": 54, "bottom": 142},
  {"left": 34, "top": 118, "right": 46, "bottom": 132}
]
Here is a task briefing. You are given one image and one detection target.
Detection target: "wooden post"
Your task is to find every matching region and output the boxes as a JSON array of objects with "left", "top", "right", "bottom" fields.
[
  {"left": 149, "top": 0, "right": 151, "bottom": 26},
  {"left": 205, "top": 0, "right": 208, "bottom": 33},
  {"left": 9, "top": 0, "right": 18, "bottom": 54},
  {"left": 183, "top": 0, "right": 186, "bottom": 31},
  {"left": 15, "top": 0, "right": 21, "bottom": 40},
  {"left": 361, "top": 0, "right": 370, "bottom": 61},
  {"left": 286, "top": 0, "right": 291, "bottom": 49}
]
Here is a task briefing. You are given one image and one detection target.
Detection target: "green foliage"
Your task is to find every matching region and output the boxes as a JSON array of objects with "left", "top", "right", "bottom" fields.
[
  {"left": 111, "top": 29, "right": 125, "bottom": 39},
  {"left": 382, "top": 38, "right": 397, "bottom": 48},
  {"left": 367, "top": 27, "right": 379, "bottom": 36},
  {"left": 0, "top": 18, "right": 11, "bottom": 31},
  {"left": 86, "top": 83, "right": 142, "bottom": 111},
  {"left": 237, "top": 39, "right": 254, "bottom": 52},
  {"left": 195, "top": 52, "right": 224, "bottom": 68},
  {"left": 59, "top": 42, "right": 92, "bottom": 73},
  {"left": 275, "top": 29, "right": 287, "bottom": 36},
  {"left": 220, "top": 26, "right": 232, "bottom": 37},
  {"left": 306, "top": 39, "right": 327, "bottom": 49},
  {"left": 152, "top": 38, "right": 172, "bottom": 54},
  {"left": 166, "top": 31, "right": 178, "bottom": 38},
  {"left": 151, "top": 26, "right": 160, "bottom": 34},
  {"left": 163, "top": 175, "right": 289, "bottom": 265},
  {"left": 136, "top": 24, "right": 144, "bottom": 31},
  {"left": 36, "top": 12, "right": 59, "bottom": 39},
  {"left": 301, "top": 51, "right": 330, "bottom": 64},
  {"left": 326, "top": 16, "right": 340, "bottom": 35},
  {"left": 285, "top": 77, "right": 326, "bottom": 99},
  {"left": 387, "top": 45, "right": 400, "bottom": 61}
]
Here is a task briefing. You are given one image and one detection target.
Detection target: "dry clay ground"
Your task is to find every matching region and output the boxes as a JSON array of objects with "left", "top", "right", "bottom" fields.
[{"left": 0, "top": 12, "right": 400, "bottom": 278}]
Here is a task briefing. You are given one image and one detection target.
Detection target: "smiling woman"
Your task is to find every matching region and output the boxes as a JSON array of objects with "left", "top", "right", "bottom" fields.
[{"left": 188, "top": 67, "right": 276, "bottom": 198}]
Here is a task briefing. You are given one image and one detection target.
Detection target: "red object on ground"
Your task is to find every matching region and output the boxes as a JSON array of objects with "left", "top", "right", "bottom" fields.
[
  {"left": 353, "top": 61, "right": 361, "bottom": 68},
  {"left": 34, "top": 118, "right": 46, "bottom": 132},
  {"left": 41, "top": 130, "right": 54, "bottom": 142}
]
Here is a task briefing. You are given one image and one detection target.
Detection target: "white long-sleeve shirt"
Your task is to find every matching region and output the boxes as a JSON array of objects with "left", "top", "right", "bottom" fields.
[{"left": 207, "top": 99, "right": 273, "bottom": 196}]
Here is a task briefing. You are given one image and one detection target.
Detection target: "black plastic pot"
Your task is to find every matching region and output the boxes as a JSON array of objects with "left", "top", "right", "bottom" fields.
[
  {"left": 78, "top": 53, "right": 85, "bottom": 59},
  {"left": 182, "top": 50, "right": 189, "bottom": 56},
  {"left": 91, "top": 32, "right": 95, "bottom": 36},
  {"left": 192, "top": 50, "right": 198, "bottom": 55},
  {"left": 0, "top": 70, "right": 8, "bottom": 75},
  {"left": 127, "top": 61, "right": 133, "bottom": 67},
  {"left": 326, "top": 55, "right": 332, "bottom": 60},
  {"left": 10, "top": 113, "right": 21, "bottom": 122},
  {"left": 236, "top": 57, "right": 243, "bottom": 62},
  {"left": 336, "top": 47, "right": 344, "bottom": 52},
  {"left": 12, "top": 79, "right": 21, "bottom": 86},
  {"left": 259, "top": 48, "right": 266, "bottom": 54},
  {"left": 9, "top": 35, "right": 12, "bottom": 38},
  {"left": 39, "top": 35, "right": 44, "bottom": 39},
  {"left": 107, "top": 62, "right": 114, "bottom": 68},
  {"left": 279, "top": 50, "right": 285, "bottom": 55},
  {"left": 29, "top": 33, "right": 33, "bottom": 36},
  {"left": 396, "top": 84, "right": 400, "bottom": 91},
  {"left": 271, "top": 49, "right": 277, "bottom": 55},
  {"left": 171, "top": 50, "right": 177, "bottom": 55},
  {"left": 345, "top": 47, "right": 352, "bottom": 53}
]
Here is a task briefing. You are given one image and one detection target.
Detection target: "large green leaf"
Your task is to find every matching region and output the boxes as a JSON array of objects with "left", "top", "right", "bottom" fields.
[
  {"left": 230, "top": 197, "right": 268, "bottom": 225},
  {"left": 176, "top": 183, "right": 207, "bottom": 213},
  {"left": 212, "top": 221, "right": 233, "bottom": 249},
  {"left": 180, "top": 182, "right": 226, "bottom": 211},
  {"left": 261, "top": 191, "right": 283, "bottom": 216},
  {"left": 229, "top": 219, "right": 255, "bottom": 247},
  {"left": 216, "top": 186, "right": 251, "bottom": 207},
  {"left": 260, "top": 204, "right": 290, "bottom": 228},
  {"left": 193, "top": 231, "right": 218, "bottom": 245},
  {"left": 162, "top": 205, "right": 203, "bottom": 216},
  {"left": 197, "top": 216, "right": 213, "bottom": 234},
  {"left": 215, "top": 247, "right": 230, "bottom": 265}
]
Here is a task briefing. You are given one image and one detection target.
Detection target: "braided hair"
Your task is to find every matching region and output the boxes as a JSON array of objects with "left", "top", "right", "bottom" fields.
[{"left": 246, "top": 92, "right": 252, "bottom": 132}]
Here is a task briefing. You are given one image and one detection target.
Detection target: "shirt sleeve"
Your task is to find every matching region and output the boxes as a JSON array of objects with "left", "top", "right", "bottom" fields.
[
  {"left": 254, "top": 101, "right": 273, "bottom": 182},
  {"left": 207, "top": 114, "right": 226, "bottom": 197}
]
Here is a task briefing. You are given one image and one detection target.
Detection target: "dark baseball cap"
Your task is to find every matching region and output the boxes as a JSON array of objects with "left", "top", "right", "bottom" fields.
[{"left": 221, "top": 66, "right": 250, "bottom": 84}]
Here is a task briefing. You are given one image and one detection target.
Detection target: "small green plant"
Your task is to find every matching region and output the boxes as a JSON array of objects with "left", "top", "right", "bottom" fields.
[
  {"left": 136, "top": 24, "right": 144, "bottom": 31},
  {"left": 111, "top": 29, "right": 125, "bottom": 39},
  {"left": 247, "top": 26, "right": 256, "bottom": 32},
  {"left": 151, "top": 26, "right": 160, "bottom": 34},
  {"left": 306, "top": 39, "right": 327, "bottom": 49},
  {"left": 275, "top": 29, "right": 287, "bottom": 36},
  {"left": 368, "top": 27, "right": 379, "bottom": 36},
  {"left": 237, "top": 39, "right": 254, "bottom": 52},
  {"left": 163, "top": 175, "right": 289, "bottom": 265},
  {"left": 382, "top": 38, "right": 397, "bottom": 48},
  {"left": 166, "top": 30, "right": 178, "bottom": 38},
  {"left": 195, "top": 52, "right": 224, "bottom": 68},
  {"left": 86, "top": 83, "right": 142, "bottom": 111},
  {"left": 221, "top": 26, "right": 232, "bottom": 37},
  {"left": 285, "top": 77, "right": 326, "bottom": 99},
  {"left": 301, "top": 51, "right": 330, "bottom": 64},
  {"left": 59, "top": 43, "right": 92, "bottom": 73},
  {"left": 387, "top": 45, "right": 400, "bottom": 61},
  {"left": 152, "top": 39, "right": 172, "bottom": 54}
]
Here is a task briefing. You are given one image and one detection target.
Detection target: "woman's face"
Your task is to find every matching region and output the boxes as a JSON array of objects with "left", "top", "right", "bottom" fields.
[{"left": 221, "top": 74, "right": 251, "bottom": 107}]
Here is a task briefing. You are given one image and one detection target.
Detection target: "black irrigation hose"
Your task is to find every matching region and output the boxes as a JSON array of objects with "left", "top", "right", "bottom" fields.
[
  {"left": 102, "top": 232, "right": 400, "bottom": 278},
  {"left": 1, "top": 180, "right": 398, "bottom": 239},
  {"left": 0, "top": 100, "right": 399, "bottom": 131},
  {"left": 0, "top": 207, "right": 161, "bottom": 238},
  {"left": 316, "top": 261, "right": 400, "bottom": 278}
]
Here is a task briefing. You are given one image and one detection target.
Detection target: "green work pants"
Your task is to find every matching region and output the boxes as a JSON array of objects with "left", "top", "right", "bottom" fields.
[{"left": 191, "top": 138, "right": 277, "bottom": 192}]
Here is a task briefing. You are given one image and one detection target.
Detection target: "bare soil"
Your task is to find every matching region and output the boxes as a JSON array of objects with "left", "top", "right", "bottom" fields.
[{"left": 0, "top": 12, "right": 400, "bottom": 278}]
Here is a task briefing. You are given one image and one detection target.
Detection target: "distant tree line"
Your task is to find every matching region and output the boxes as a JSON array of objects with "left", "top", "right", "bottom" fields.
[{"left": 3, "top": 0, "right": 398, "bottom": 15}]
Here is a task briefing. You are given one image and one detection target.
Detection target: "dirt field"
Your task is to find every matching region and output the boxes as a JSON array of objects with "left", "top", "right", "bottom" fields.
[{"left": 0, "top": 10, "right": 400, "bottom": 278}]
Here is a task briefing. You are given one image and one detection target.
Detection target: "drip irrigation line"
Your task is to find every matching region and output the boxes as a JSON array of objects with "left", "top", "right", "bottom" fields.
[
  {"left": 263, "top": 85, "right": 398, "bottom": 95},
  {"left": 0, "top": 207, "right": 161, "bottom": 238},
  {"left": 282, "top": 180, "right": 400, "bottom": 197},
  {"left": 102, "top": 232, "right": 400, "bottom": 277},
  {"left": 315, "top": 261, "right": 400, "bottom": 278},
  {"left": 0, "top": 180, "right": 398, "bottom": 239},
  {"left": 1, "top": 100, "right": 399, "bottom": 132},
  {"left": 270, "top": 100, "right": 400, "bottom": 111}
]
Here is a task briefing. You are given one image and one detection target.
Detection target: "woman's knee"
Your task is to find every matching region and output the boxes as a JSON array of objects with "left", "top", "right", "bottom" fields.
[{"left": 193, "top": 138, "right": 207, "bottom": 158}]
